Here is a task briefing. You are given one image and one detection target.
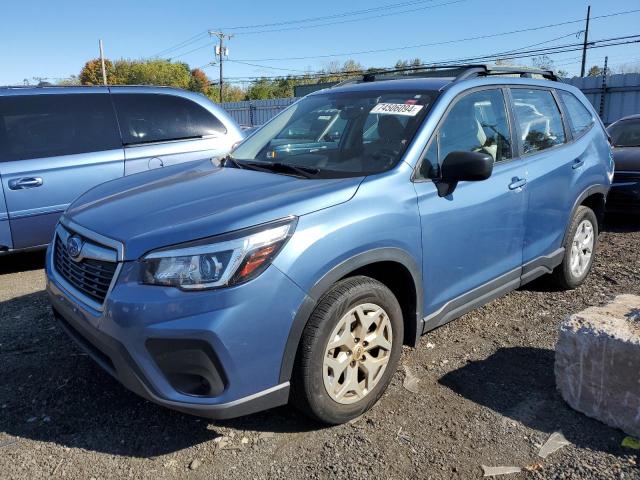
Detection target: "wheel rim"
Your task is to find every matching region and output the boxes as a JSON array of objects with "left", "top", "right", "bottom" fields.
[
  {"left": 322, "top": 303, "right": 393, "bottom": 405},
  {"left": 570, "top": 219, "right": 595, "bottom": 278}
]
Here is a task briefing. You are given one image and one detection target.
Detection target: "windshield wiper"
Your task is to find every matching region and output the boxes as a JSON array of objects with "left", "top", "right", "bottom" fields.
[
  {"left": 229, "top": 159, "right": 320, "bottom": 179},
  {"left": 221, "top": 155, "right": 245, "bottom": 169}
]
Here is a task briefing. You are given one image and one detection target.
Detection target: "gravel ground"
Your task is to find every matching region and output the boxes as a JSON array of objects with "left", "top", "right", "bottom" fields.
[{"left": 1, "top": 215, "right": 639, "bottom": 480}]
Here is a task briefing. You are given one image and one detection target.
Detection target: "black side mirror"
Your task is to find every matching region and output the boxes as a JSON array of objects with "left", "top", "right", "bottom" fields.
[{"left": 435, "top": 151, "right": 494, "bottom": 197}]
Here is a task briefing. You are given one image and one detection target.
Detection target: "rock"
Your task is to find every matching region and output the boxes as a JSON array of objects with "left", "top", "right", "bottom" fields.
[
  {"left": 188, "top": 459, "right": 201, "bottom": 470},
  {"left": 555, "top": 294, "right": 640, "bottom": 437}
]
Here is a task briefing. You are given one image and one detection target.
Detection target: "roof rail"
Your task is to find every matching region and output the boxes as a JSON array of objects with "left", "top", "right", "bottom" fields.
[{"left": 333, "top": 64, "right": 558, "bottom": 88}]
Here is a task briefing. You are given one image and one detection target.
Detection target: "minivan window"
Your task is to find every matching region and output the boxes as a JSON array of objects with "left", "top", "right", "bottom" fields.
[
  {"left": 511, "top": 89, "right": 566, "bottom": 154},
  {"left": 558, "top": 90, "right": 594, "bottom": 136},
  {"left": 418, "top": 89, "right": 512, "bottom": 178},
  {"left": 112, "top": 93, "right": 226, "bottom": 146},
  {"left": 230, "top": 90, "right": 435, "bottom": 178},
  {"left": 0, "top": 94, "right": 121, "bottom": 162}
]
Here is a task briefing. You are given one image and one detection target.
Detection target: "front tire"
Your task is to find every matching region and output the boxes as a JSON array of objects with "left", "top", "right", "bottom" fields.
[
  {"left": 291, "top": 276, "right": 403, "bottom": 424},
  {"left": 552, "top": 205, "right": 598, "bottom": 289}
]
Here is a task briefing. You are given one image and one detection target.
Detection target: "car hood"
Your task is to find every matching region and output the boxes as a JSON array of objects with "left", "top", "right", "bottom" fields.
[
  {"left": 613, "top": 147, "right": 640, "bottom": 171},
  {"left": 65, "top": 160, "right": 363, "bottom": 260}
]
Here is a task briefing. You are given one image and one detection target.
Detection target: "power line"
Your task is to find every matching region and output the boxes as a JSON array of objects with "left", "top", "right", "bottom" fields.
[
  {"left": 230, "top": 7, "right": 640, "bottom": 62},
  {"left": 150, "top": 31, "right": 209, "bottom": 58},
  {"left": 166, "top": 41, "right": 215, "bottom": 61},
  {"left": 227, "top": 60, "right": 310, "bottom": 73},
  {"left": 219, "top": 0, "right": 443, "bottom": 30},
  {"left": 146, "top": 6, "right": 639, "bottom": 63},
  {"left": 229, "top": 0, "right": 467, "bottom": 35},
  {"left": 219, "top": 35, "right": 640, "bottom": 83}
]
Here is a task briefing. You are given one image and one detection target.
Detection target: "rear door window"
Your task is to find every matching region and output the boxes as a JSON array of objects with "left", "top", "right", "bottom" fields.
[
  {"left": 112, "top": 93, "right": 226, "bottom": 145},
  {"left": 0, "top": 94, "right": 121, "bottom": 162},
  {"left": 510, "top": 89, "right": 566, "bottom": 154},
  {"left": 557, "top": 90, "right": 594, "bottom": 137}
]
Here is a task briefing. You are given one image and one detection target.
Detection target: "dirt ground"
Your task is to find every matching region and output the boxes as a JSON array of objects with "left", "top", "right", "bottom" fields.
[{"left": 1, "top": 216, "right": 639, "bottom": 480}]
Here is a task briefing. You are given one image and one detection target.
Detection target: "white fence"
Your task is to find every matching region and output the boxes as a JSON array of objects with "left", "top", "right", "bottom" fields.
[
  {"left": 221, "top": 98, "right": 297, "bottom": 127},
  {"left": 564, "top": 73, "right": 640, "bottom": 125}
]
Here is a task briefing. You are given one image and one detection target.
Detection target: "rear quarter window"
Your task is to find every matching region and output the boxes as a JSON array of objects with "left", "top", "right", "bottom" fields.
[
  {"left": 558, "top": 90, "right": 594, "bottom": 137},
  {"left": 112, "top": 93, "right": 227, "bottom": 145},
  {"left": 0, "top": 93, "right": 121, "bottom": 162}
]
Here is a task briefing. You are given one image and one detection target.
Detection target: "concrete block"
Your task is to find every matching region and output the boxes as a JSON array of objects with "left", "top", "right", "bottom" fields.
[{"left": 555, "top": 294, "right": 640, "bottom": 437}]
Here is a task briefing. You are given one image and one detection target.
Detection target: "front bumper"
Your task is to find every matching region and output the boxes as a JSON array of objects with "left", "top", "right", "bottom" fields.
[{"left": 46, "top": 241, "right": 309, "bottom": 419}]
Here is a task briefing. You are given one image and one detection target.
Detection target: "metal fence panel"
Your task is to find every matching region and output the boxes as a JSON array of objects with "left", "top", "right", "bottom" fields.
[
  {"left": 221, "top": 98, "right": 298, "bottom": 127},
  {"left": 564, "top": 73, "right": 640, "bottom": 125}
]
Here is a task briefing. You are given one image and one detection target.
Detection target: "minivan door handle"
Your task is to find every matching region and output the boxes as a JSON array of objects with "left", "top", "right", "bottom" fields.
[
  {"left": 8, "top": 177, "right": 43, "bottom": 190},
  {"left": 572, "top": 158, "right": 585, "bottom": 169},
  {"left": 508, "top": 177, "right": 527, "bottom": 190}
]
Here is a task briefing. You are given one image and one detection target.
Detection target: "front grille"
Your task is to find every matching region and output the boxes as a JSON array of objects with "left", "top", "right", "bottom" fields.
[
  {"left": 54, "top": 234, "right": 117, "bottom": 304},
  {"left": 613, "top": 171, "right": 640, "bottom": 183}
]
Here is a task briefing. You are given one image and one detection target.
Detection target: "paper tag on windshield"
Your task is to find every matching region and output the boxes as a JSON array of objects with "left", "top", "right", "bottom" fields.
[{"left": 371, "top": 103, "right": 423, "bottom": 116}]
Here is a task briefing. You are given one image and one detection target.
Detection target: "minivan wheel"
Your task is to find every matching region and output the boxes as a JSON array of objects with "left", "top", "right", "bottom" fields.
[
  {"left": 291, "top": 276, "right": 403, "bottom": 424},
  {"left": 552, "top": 205, "right": 598, "bottom": 289}
]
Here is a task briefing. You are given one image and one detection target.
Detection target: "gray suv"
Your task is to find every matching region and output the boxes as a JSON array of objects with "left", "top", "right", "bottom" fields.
[{"left": 0, "top": 86, "right": 243, "bottom": 253}]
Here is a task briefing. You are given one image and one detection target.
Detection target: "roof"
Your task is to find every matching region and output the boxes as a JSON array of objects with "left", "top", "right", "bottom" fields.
[
  {"left": 315, "top": 64, "right": 559, "bottom": 95},
  {"left": 325, "top": 77, "right": 454, "bottom": 94},
  {"left": 0, "top": 84, "right": 183, "bottom": 92}
]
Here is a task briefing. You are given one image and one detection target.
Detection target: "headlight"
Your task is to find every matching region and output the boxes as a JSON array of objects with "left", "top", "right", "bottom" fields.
[{"left": 141, "top": 217, "right": 296, "bottom": 290}]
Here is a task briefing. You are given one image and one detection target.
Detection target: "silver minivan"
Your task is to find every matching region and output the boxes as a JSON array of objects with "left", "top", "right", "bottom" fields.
[{"left": 0, "top": 85, "right": 243, "bottom": 253}]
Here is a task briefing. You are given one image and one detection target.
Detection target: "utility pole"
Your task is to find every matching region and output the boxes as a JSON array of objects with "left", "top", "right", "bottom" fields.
[
  {"left": 580, "top": 5, "right": 591, "bottom": 77},
  {"left": 208, "top": 31, "right": 233, "bottom": 103},
  {"left": 99, "top": 39, "right": 107, "bottom": 85}
]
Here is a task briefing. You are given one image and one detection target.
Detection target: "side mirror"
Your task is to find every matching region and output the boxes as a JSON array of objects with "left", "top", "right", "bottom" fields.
[{"left": 435, "top": 151, "right": 494, "bottom": 197}]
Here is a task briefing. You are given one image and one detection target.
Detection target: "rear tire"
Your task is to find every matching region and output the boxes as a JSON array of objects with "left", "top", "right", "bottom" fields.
[
  {"left": 291, "top": 276, "right": 403, "bottom": 425},
  {"left": 552, "top": 205, "right": 598, "bottom": 290}
]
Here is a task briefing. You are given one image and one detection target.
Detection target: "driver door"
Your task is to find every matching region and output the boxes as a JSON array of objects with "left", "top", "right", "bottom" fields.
[{"left": 412, "top": 88, "right": 526, "bottom": 329}]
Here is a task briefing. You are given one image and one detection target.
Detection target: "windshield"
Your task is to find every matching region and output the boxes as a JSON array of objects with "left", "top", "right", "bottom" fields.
[
  {"left": 230, "top": 89, "right": 435, "bottom": 178},
  {"left": 608, "top": 119, "right": 640, "bottom": 147}
]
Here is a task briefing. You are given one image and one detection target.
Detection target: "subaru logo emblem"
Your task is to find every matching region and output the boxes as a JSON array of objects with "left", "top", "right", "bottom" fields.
[{"left": 66, "top": 236, "right": 83, "bottom": 259}]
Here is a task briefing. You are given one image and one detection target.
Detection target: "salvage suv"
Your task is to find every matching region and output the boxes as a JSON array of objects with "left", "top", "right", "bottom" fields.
[{"left": 46, "top": 65, "right": 613, "bottom": 424}]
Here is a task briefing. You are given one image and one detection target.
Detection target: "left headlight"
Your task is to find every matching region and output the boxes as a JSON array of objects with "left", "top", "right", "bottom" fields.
[{"left": 141, "top": 217, "right": 296, "bottom": 290}]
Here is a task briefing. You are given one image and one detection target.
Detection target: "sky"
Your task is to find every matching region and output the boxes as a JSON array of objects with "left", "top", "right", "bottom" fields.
[{"left": 1, "top": 0, "right": 639, "bottom": 86}]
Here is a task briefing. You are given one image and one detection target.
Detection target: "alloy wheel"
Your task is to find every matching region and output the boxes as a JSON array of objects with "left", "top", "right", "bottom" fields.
[{"left": 322, "top": 303, "right": 393, "bottom": 405}]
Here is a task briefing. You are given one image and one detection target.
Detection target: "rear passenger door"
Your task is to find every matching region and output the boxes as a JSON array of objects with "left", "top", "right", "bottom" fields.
[
  {"left": 0, "top": 91, "right": 124, "bottom": 249},
  {"left": 110, "top": 91, "right": 231, "bottom": 174},
  {"left": 510, "top": 87, "right": 586, "bottom": 266}
]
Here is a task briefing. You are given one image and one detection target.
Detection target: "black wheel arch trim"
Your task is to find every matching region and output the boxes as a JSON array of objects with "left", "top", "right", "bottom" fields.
[
  {"left": 278, "top": 247, "right": 424, "bottom": 384},
  {"left": 562, "top": 184, "right": 609, "bottom": 245}
]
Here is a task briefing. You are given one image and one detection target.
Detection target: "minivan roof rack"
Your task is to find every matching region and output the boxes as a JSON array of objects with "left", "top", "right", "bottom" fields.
[{"left": 333, "top": 64, "right": 558, "bottom": 88}]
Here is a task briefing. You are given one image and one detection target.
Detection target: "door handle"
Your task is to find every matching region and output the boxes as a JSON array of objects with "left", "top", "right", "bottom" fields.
[
  {"left": 508, "top": 177, "right": 527, "bottom": 190},
  {"left": 8, "top": 177, "right": 43, "bottom": 190},
  {"left": 572, "top": 158, "right": 585, "bottom": 169}
]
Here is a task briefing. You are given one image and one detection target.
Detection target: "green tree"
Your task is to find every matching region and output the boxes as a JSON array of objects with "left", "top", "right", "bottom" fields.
[
  {"left": 112, "top": 59, "right": 191, "bottom": 88},
  {"left": 79, "top": 58, "right": 115, "bottom": 84},
  {"left": 189, "top": 68, "right": 211, "bottom": 95},
  {"left": 531, "top": 55, "right": 554, "bottom": 70}
]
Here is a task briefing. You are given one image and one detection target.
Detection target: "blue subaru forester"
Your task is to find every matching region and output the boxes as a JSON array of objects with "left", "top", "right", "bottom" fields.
[{"left": 46, "top": 65, "right": 613, "bottom": 424}]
